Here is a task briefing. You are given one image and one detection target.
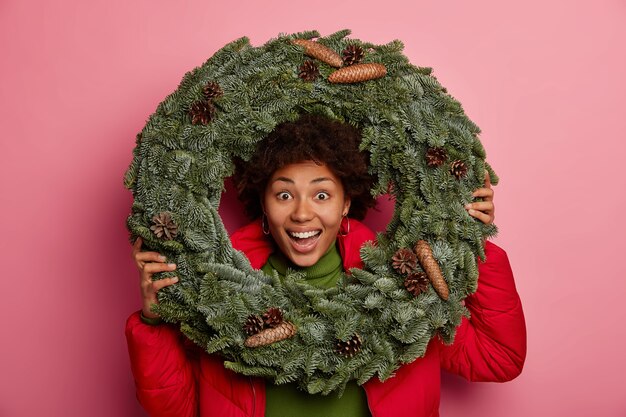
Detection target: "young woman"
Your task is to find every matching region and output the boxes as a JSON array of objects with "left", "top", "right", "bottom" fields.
[{"left": 126, "top": 114, "right": 526, "bottom": 417}]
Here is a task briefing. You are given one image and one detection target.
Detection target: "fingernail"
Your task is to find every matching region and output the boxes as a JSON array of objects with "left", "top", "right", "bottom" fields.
[
  {"left": 168, "top": 263, "right": 176, "bottom": 268},
  {"left": 172, "top": 277, "right": 179, "bottom": 283},
  {"left": 159, "top": 255, "right": 166, "bottom": 261},
  {"left": 464, "top": 204, "right": 471, "bottom": 209},
  {"left": 468, "top": 209, "right": 475, "bottom": 215}
]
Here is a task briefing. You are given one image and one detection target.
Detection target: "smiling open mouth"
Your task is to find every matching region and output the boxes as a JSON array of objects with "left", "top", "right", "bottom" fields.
[{"left": 287, "top": 230, "right": 321, "bottom": 251}]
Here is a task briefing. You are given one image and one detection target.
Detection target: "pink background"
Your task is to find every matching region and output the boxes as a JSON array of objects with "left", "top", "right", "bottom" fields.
[{"left": 1, "top": 1, "right": 625, "bottom": 416}]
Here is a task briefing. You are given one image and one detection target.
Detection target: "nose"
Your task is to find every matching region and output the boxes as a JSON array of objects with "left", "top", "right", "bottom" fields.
[{"left": 290, "top": 198, "right": 314, "bottom": 223}]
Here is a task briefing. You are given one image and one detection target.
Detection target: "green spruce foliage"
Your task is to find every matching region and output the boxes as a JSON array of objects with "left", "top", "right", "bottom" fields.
[{"left": 125, "top": 29, "right": 498, "bottom": 395}]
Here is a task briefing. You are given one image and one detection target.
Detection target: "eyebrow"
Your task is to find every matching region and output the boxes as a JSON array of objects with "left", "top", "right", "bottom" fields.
[{"left": 272, "top": 177, "right": 336, "bottom": 184}]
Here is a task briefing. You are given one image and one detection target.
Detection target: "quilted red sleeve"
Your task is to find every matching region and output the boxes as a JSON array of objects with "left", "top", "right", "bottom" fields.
[
  {"left": 125, "top": 311, "right": 198, "bottom": 417},
  {"left": 439, "top": 241, "right": 527, "bottom": 382}
]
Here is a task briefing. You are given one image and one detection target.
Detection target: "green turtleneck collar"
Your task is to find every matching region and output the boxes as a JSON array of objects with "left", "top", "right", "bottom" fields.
[{"left": 261, "top": 241, "right": 343, "bottom": 289}]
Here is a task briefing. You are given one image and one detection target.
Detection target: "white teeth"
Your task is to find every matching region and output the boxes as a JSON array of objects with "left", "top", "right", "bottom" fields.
[{"left": 289, "top": 230, "right": 320, "bottom": 239}]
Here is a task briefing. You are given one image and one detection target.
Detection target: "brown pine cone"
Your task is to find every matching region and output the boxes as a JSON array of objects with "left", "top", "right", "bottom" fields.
[
  {"left": 328, "top": 63, "right": 387, "bottom": 84},
  {"left": 243, "top": 315, "right": 264, "bottom": 336},
  {"left": 150, "top": 212, "right": 178, "bottom": 240},
  {"left": 189, "top": 100, "right": 216, "bottom": 125},
  {"left": 262, "top": 307, "right": 283, "bottom": 328},
  {"left": 292, "top": 39, "right": 343, "bottom": 68},
  {"left": 404, "top": 271, "right": 429, "bottom": 297},
  {"left": 414, "top": 240, "right": 449, "bottom": 300},
  {"left": 244, "top": 321, "right": 296, "bottom": 348},
  {"left": 426, "top": 147, "right": 447, "bottom": 167},
  {"left": 392, "top": 248, "right": 417, "bottom": 275},
  {"left": 450, "top": 160, "right": 468, "bottom": 179},
  {"left": 202, "top": 81, "right": 223, "bottom": 100},
  {"left": 342, "top": 44, "right": 364, "bottom": 66},
  {"left": 336, "top": 334, "right": 362, "bottom": 358},
  {"left": 298, "top": 60, "right": 320, "bottom": 81}
]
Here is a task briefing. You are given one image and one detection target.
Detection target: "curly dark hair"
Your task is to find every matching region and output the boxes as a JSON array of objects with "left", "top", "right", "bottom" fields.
[{"left": 233, "top": 113, "right": 376, "bottom": 220}]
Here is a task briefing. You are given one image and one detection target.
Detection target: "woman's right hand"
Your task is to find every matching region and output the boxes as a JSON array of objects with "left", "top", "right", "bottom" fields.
[{"left": 132, "top": 237, "right": 179, "bottom": 319}]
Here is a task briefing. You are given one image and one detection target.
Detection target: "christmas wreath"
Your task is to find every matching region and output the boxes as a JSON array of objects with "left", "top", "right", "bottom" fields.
[{"left": 124, "top": 29, "right": 498, "bottom": 395}]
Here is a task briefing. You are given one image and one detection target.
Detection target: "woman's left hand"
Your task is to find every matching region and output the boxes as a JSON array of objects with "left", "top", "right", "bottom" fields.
[{"left": 464, "top": 170, "right": 495, "bottom": 224}]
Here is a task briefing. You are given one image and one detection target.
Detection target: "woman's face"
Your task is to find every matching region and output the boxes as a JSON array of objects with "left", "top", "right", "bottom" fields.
[{"left": 263, "top": 161, "right": 351, "bottom": 267}]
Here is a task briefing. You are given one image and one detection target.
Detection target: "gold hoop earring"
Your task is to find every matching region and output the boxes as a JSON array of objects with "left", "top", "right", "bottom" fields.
[
  {"left": 339, "top": 215, "right": 350, "bottom": 237},
  {"left": 262, "top": 214, "right": 270, "bottom": 235}
]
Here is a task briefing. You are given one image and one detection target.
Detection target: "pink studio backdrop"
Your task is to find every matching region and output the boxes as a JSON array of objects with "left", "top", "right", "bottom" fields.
[{"left": 1, "top": 1, "right": 625, "bottom": 416}]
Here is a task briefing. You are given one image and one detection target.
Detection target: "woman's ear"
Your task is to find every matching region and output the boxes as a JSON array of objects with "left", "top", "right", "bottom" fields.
[{"left": 343, "top": 196, "right": 351, "bottom": 217}]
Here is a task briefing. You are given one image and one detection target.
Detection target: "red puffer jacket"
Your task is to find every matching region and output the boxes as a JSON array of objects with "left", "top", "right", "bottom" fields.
[{"left": 126, "top": 219, "right": 526, "bottom": 417}]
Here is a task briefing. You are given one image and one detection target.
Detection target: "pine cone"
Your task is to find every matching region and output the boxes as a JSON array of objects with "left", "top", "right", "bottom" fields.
[
  {"left": 150, "top": 212, "right": 178, "bottom": 240},
  {"left": 298, "top": 60, "right": 320, "bottom": 81},
  {"left": 450, "top": 160, "right": 468, "bottom": 179},
  {"left": 328, "top": 63, "right": 387, "bottom": 84},
  {"left": 342, "top": 44, "right": 364, "bottom": 66},
  {"left": 189, "top": 100, "right": 216, "bottom": 125},
  {"left": 336, "top": 334, "right": 362, "bottom": 358},
  {"left": 426, "top": 147, "right": 447, "bottom": 167},
  {"left": 414, "top": 240, "right": 449, "bottom": 300},
  {"left": 404, "top": 271, "right": 429, "bottom": 297},
  {"left": 292, "top": 39, "right": 343, "bottom": 68},
  {"left": 392, "top": 248, "right": 417, "bottom": 275},
  {"left": 202, "top": 81, "right": 223, "bottom": 100},
  {"left": 244, "top": 321, "right": 296, "bottom": 347},
  {"left": 243, "top": 315, "right": 264, "bottom": 336},
  {"left": 262, "top": 307, "right": 283, "bottom": 328}
]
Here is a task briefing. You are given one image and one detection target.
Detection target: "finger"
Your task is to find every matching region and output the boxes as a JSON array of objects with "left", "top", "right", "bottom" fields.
[
  {"left": 464, "top": 201, "right": 494, "bottom": 212},
  {"left": 132, "top": 237, "right": 143, "bottom": 257},
  {"left": 152, "top": 276, "right": 179, "bottom": 291},
  {"left": 135, "top": 251, "right": 167, "bottom": 263},
  {"left": 143, "top": 262, "right": 177, "bottom": 274},
  {"left": 467, "top": 208, "right": 492, "bottom": 224},
  {"left": 484, "top": 170, "right": 492, "bottom": 188},
  {"left": 472, "top": 187, "right": 494, "bottom": 199}
]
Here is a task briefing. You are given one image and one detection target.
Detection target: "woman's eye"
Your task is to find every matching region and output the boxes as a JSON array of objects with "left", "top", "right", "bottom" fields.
[
  {"left": 316, "top": 192, "right": 330, "bottom": 200},
  {"left": 277, "top": 192, "right": 291, "bottom": 200}
]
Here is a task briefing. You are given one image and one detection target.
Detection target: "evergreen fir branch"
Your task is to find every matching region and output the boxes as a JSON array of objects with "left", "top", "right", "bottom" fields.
[
  {"left": 390, "top": 317, "right": 430, "bottom": 344},
  {"left": 224, "top": 361, "right": 279, "bottom": 378},
  {"left": 304, "top": 350, "right": 324, "bottom": 377},
  {"left": 397, "top": 337, "right": 430, "bottom": 363},
  {"left": 373, "top": 277, "right": 399, "bottom": 294}
]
